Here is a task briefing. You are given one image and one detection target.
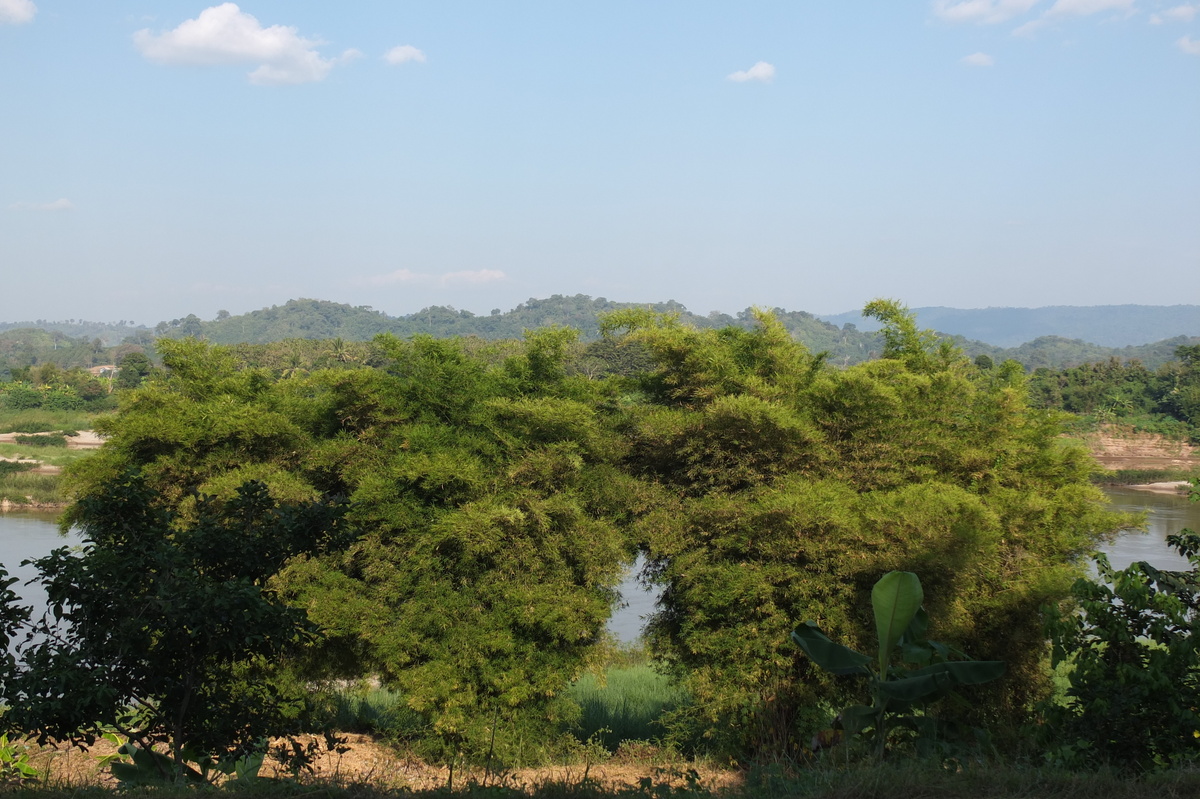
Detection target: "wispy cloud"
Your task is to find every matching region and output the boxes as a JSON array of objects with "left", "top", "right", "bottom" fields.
[
  {"left": 1180, "top": 34, "right": 1200, "bottom": 53},
  {"left": 384, "top": 45, "right": 425, "bottom": 65},
  {"left": 1044, "top": 0, "right": 1135, "bottom": 17},
  {"left": 1012, "top": 0, "right": 1134, "bottom": 34},
  {"left": 133, "top": 3, "right": 359, "bottom": 86},
  {"left": 962, "top": 51, "right": 996, "bottom": 65},
  {"left": 0, "top": 0, "right": 35, "bottom": 25},
  {"left": 7, "top": 198, "right": 73, "bottom": 211},
  {"left": 727, "top": 61, "right": 775, "bottom": 83},
  {"left": 1151, "top": 3, "right": 1199, "bottom": 23},
  {"left": 363, "top": 268, "right": 506, "bottom": 287},
  {"left": 932, "top": 0, "right": 1042, "bottom": 24}
]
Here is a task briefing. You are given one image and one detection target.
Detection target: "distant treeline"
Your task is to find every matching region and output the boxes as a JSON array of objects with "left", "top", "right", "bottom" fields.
[
  {"left": 3, "top": 296, "right": 1200, "bottom": 378},
  {"left": 821, "top": 304, "right": 1200, "bottom": 348}
]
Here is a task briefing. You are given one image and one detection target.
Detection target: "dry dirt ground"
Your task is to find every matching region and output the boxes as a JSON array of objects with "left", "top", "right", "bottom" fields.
[
  {"left": 23, "top": 735, "right": 740, "bottom": 793},
  {"left": 1078, "top": 425, "right": 1199, "bottom": 485}
]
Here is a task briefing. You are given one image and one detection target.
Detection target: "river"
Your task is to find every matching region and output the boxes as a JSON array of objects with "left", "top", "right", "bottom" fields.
[{"left": 1, "top": 486, "right": 1197, "bottom": 643}]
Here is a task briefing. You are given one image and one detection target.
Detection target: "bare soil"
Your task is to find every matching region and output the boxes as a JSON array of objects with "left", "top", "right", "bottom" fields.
[
  {"left": 1078, "top": 424, "right": 1199, "bottom": 472},
  {"left": 23, "top": 735, "right": 740, "bottom": 793}
]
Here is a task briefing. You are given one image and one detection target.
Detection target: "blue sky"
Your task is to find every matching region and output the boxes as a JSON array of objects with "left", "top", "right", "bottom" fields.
[{"left": 2, "top": 1, "right": 1197, "bottom": 325}]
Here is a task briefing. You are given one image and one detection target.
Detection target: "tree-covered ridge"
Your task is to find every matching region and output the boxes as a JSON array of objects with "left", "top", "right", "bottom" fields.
[
  {"left": 0, "top": 319, "right": 147, "bottom": 347},
  {"left": 151, "top": 296, "right": 1200, "bottom": 371},
  {"left": 4, "top": 297, "right": 1199, "bottom": 376},
  {"left": 44, "top": 303, "right": 1122, "bottom": 763}
]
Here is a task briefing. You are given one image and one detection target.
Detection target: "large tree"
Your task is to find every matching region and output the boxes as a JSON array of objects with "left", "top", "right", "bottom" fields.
[
  {"left": 9, "top": 473, "right": 348, "bottom": 778},
  {"left": 63, "top": 330, "right": 639, "bottom": 760},
  {"left": 605, "top": 301, "right": 1121, "bottom": 756}
]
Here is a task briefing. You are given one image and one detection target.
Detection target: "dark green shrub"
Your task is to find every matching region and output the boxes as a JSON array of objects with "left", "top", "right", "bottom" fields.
[
  {"left": 0, "top": 385, "right": 42, "bottom": 410},
  {"left": 1042, "top": 480, "right": 1200, "bottom": 770},
  {"left": 13, "top": 434, "right": 67, "bottom": 448},
  {"left": 0, "top": 461, "right": 33, "bottom": 478}
]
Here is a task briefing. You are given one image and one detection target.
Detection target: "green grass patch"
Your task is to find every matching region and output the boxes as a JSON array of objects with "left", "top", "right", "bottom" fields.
[
  {"left": 0, "top": 409, "right": 102, "bottom": 434},
  {"left": 13, "top": 434, "right": 68, "bottom": 448},
  {"left": 567, "top": 664, "right": 690, "bottom": 754},
  {"left": 1091, "top": 468, "right": 1198, "bottom": 485},
  {"left": 0, "top": 443, "right": 93, "bottom": 469},
  {"left": 0, "top": 471, "right": 63, "bottom": 505}
]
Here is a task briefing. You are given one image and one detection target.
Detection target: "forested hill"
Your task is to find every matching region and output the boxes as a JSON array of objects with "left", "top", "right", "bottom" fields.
[
  {"left": 819, "top": 304, "right": 1200, "bottom": 348},
  {"left": 4, "top": 296, "right": 1199, "bottom": 372},
  {"left": 152, "top": 296, "right": 1198, "bottom": 369},
  {"left": 0, "top": 319, "right": 149, "bottom": 347},
  {"left": 158, "top": 297, "right": 875, "bottom": 363}
]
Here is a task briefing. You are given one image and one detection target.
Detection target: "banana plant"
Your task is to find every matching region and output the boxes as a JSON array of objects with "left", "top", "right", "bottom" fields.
[{"left": 791, "top": 571, "right": 1005, "bottom": 756}]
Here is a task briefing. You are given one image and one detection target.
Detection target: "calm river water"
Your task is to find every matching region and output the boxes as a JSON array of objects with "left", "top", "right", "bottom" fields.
[{"left": 1, "top": 486, "right": 1197, "bottom": 643}]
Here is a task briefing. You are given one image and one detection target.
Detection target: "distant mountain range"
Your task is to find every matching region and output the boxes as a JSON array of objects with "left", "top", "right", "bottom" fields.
[
  {"left": 819, "top": 305, "right": 1200, "bottom": 349},
  {"left": 2, "top": 297, "right": 1198, "bottom": 372}
]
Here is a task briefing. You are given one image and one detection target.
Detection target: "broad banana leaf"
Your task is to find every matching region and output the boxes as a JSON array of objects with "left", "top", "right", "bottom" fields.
[
  {"left": 791, "top": 622, "right": 872, "bottom": 676},
  {"left": 839, "top": 704, "right": 878, "bottom": 736},
  {"left": 876, "top": 660, "right": 1005, "bottom": 703},
  {"left": 872, "top": 571, "right": 923, "bottom": 676}
]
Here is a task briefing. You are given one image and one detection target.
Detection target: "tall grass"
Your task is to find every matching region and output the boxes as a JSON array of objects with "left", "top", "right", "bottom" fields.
[
  {"left": 326, "top": 685, "right": 425, "bottom": 741},
  {"left": 1092, "top": 467, "right": 1198, "bottom": 485},
  {"left": 0, "top": 471, "right": 63, "bottom": 505},
  {"left": 0, "top": 409, "right": 102, "bottom": 434},
  {"left": 567, "top": 664, "right": 690, "bottom": 753}
]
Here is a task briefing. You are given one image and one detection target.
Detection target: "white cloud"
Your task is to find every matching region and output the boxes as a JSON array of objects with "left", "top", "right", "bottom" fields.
[
  {"left": 133, "top": 3, "right": 356, "bottom": 85},
  {"left": 932, "top": 0, "right": 1041, "bottom": 23},
  {"left": 7, "top": 198, "right": 73, "bottom": 211},
  {"left": 1154, "top": 3, "right": 1199, "bottom": 22},
  {"left": 1180, "top": 34, "right": 1200, "bottom": 53},
  {"left": 1044, "top": 0, "right": 1135, "bottom": 16},
  {"left": 0, "top": 0, "right": 35, "bottom": 25},
  {"left": 962, "top": 51, "right": 996, "bottom": 65},
  {"left": 363, "top": 268, "right": 507, "bottom": 287},
  {"left": 727, "top": 61, "right": 775, "bottom": 83},
  {"left": 384, "top": 45, "right": 425, "bottom": 65}
]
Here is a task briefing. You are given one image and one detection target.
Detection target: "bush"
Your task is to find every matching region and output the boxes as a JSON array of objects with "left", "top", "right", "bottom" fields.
[
  {"left": 0, "top": 462, "right": 33, "bottom": 478},
  {"left": 0, "top": 385, "right": 42, "bottom": 411},
  {"left": 13, "top": 434, "right": 67, "bottom": 448}
]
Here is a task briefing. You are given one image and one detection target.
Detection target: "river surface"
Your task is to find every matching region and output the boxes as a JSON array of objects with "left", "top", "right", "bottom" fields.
[{"left": 2, "top": 486, "right": 1197, "bottom": 644}]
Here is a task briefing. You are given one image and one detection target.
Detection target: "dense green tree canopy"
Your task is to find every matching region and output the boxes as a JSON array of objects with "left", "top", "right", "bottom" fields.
[
  {"left": 65, "top": 330, "right": 641, "bottom": 756},
  {"left": 606, "top": 302, "right": 1120, "bottom": 754},
  {"left": 55, "top": 302, "right": 1124, "bottom": 762}
]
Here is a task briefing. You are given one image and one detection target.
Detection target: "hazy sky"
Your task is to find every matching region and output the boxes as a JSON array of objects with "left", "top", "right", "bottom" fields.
[{"left": 2, "top": 1, "right": 1197, "bottom": 325}]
